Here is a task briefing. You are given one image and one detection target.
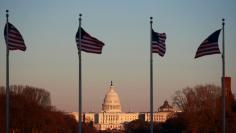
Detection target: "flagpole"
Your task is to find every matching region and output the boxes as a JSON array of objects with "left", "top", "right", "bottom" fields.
[
  {"left": 150, "top": 16, "right": 154, "bottom": 133},
  {"left": 78, "top": 13, "right": 82, "bottom": 133},
  {"left": 5, "top": 9, "right": 10, "bottom": 133},
  {"left": 221, "top": 18, "right": 226, "bottom": 133}
]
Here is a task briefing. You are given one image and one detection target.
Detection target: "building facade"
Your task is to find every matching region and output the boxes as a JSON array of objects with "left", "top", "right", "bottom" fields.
[
  {"left": 71, "top": 82, "right": 176, "bottom": 131},
  {"left": 142, "top": 100, "right": 175, "bottom": 123},
  {"left": 93, "top": 82, "right": 140, "bottom": 130}
]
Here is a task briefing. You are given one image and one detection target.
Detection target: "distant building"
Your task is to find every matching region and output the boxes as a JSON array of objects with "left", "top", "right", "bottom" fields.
[
  {"left": 141, "top": 100, "right": 175, "bottom": 123},
  {"left": 94, "top": 81, "right": 139, "bottom": 130},
  {"left": 84, "top": 112, "right": 95, "bottom": 123},
  {"left": 71, "top": 81, "right": 177, "bottom": 131}
]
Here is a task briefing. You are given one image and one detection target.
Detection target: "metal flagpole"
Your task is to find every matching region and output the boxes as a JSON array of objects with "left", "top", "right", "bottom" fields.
[
  {"left": 78, "top": 13, "right": 82, "bottom": 133},
  {"left": 150, "top": 16, "right": 154, "bottom": 133},
  {"left": 5, "top": 9, "right": 10, "bottom": 133},
  {"left": 221, "top": 18, "right": 226, "bottom": 133}
]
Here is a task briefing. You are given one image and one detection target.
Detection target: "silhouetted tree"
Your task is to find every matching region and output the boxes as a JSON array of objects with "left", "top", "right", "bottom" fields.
[
  {"left": 0, "top": 86, "right": 5, "bottom": 131},
  {"left": 232, "top": 97, "right": 236, "bottom": 112},
  {"left": 161, "top": 113, "right": 185, "bottom": 133},
  {"left": 124, "top": 119, "right": 150, "bottom": 133},
  {"left": 82, "top": 122, "right": 97, "bottom": 133},
  {"left": 0, "top": 85, "right": 77, "bottom": 133},
  {"left": 172, "top": 84, "right": 236, "bottom": 133}
]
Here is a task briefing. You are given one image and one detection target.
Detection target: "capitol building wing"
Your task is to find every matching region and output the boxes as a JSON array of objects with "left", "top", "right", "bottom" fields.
[{"left": 72, "top": 81, "right": 176, "bottom": 131}]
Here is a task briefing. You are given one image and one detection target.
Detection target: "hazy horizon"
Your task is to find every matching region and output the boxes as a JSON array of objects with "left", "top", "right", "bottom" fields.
[{"left": 0, "top": 0, "right": 236, "bottom": 113}]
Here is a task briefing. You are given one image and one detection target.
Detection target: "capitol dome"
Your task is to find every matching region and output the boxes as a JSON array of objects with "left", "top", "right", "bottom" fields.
[{"left": 102, "top": 81, "right": 122, "bottom": 113}]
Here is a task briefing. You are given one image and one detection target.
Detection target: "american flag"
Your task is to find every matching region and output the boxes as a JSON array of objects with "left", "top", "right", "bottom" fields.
[
  {"left": 152, "top": 29, "right": 166, "bottom": 57},
  {"left": 195, "top": 29, "right": 221, "bottom": 58},
  {"left": 4, "top": 22, "right": 26, "bottom": 51},
  {"left": 76, "top": 27, "right": 105, "bottom": 54}
]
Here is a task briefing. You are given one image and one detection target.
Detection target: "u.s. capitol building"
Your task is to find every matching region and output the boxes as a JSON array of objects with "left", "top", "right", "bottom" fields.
[{"left": 71, "top": 81, "right": 176, "bottom": 131}]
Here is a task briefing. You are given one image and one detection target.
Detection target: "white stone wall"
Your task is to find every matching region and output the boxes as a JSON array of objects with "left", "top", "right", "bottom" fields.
[
  {"left": 95, "top": 112, "right": 139, "bottom": 130},
  {"left": 84, "top": 113, "right": 95, "bottom": 123},
  {"left": 144, "top": 111, "right": 173, "bottom": 122}
]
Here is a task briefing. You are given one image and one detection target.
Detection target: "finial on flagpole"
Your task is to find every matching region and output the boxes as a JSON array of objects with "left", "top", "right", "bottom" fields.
[
  {"left": 79, "top": 13, "right": 82, "bottom": 21},
  {"left": 6, "top": 9, "right": 9, "bottom": 18},
  {"left": 222, "top": 18, "right": 225, "bottom": 26},
  {"left": 150, "top": 16, "right": 153, "bottom": 24}
]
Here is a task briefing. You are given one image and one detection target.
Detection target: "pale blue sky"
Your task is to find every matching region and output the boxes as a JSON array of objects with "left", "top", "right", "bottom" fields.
[{"left": 0, "top": 0, "right": 235, "bottom": 112}]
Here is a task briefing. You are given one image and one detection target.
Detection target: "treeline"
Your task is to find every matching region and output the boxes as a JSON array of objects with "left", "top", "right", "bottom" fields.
[
  {"left": 81, "top": 84, "right": 236, "bottom": 133},
  {"left": 124, "top": 84, "right": 236, "bottom": 133},
  {"left": 0, "top": 85, "right": 78, "bottom": 133},
  {"left": 1, "top": 84, "right": 236, "bottom": 133}
]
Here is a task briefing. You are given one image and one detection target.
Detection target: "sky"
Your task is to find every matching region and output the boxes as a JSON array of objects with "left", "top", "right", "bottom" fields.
[{"left": 0, "top": 0, "right": 235, "bottom": 113}]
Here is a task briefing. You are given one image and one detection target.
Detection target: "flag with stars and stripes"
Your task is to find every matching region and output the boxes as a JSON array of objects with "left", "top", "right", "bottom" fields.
[
  {"left": 76, "top": 27, "right": 105, "bottom": 54},
  {"left": 152, "top": 29, "right": 166, "bottom": 57},
  {"left": 4, "top": 22, "right": 26, "bottom": 51},
  {"left": 195, "top": 29, "right": 221, "bottom": 58}
]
